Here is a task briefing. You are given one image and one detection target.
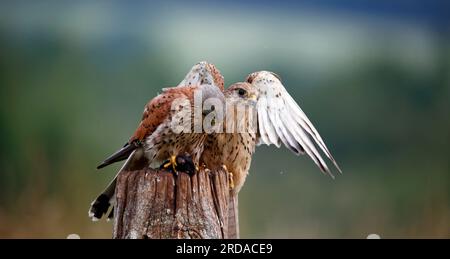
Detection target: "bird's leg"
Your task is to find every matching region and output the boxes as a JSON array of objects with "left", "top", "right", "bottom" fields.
[
  {"left": 161, "top": 153, "right": 197, "bottom": 176},
  {"left": 162, "top": 155, "right": 178, "bottom": 175},
  {"left": 222, "top": 165, "right": 234, "bottom": 190}
]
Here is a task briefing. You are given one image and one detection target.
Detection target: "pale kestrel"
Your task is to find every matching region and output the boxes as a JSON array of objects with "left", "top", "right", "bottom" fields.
[
  {"left": 89, "top": 61, "right": 225, "bottom": 221},
  {"left": 202, "top": 71, "right": 341, "bottom": 238}
]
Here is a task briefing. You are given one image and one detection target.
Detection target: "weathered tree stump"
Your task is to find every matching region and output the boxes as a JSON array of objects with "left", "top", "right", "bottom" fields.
[{"left": 112, "top": 167, "right": 232, "bottom": 239}]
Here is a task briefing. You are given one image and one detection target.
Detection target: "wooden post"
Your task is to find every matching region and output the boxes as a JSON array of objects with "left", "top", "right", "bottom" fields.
[{"left": 112, "top": 167, "right": 232, "bottom": 239}]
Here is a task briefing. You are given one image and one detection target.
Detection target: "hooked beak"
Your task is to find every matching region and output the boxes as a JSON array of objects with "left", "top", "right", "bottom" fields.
[{"left": 248, "top": 94, "right": 258, "bottom": 105}]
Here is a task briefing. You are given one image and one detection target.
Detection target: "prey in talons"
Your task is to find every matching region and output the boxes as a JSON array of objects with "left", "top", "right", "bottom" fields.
[{"left": 160, "top": 153, "right": 197, "bottom": 176}]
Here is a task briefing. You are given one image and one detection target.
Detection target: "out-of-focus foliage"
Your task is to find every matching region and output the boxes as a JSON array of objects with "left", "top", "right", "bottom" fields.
[{"left": 0, "top": 1, "right": 448, "bottom": 238}]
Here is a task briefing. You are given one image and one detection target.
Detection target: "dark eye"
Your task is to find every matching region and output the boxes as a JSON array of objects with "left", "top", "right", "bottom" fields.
[{"left": 238, "top": 88, "right": 247, "bottom": 96}]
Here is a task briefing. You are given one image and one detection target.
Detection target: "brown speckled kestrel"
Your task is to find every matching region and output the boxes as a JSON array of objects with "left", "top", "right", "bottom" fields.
[
  {"left": 89, "top": 61, "right": 225, "bottom": 221},
  {"left": 202, "top": 71, "right": 341, "bottom": 238}
]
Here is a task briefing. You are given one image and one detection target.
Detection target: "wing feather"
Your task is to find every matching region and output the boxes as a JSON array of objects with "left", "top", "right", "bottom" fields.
[
  {"left": 256, "top": 98, "right": 272, "bottom": 145},
  {"left": 278, "top": 109, "right": 331, "bottom": 176},
  {"left": 251, "top": 71, "right": 341, "bottom": 176},
  {"left": 284, "top": 91, "right": 342, "bottom": 173},
  {"left": 261, "top": 97, "right": 282, "bottom": 147},
  {"left": 277, "top": 107, "right": 304, "bottom": 155},
  {"left": 273, "top": 108, "right": 300, "bottom": 154}
]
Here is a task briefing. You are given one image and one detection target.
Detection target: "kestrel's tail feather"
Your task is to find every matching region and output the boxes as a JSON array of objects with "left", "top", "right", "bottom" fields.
[
  {"left": 89, "top": 150, "right": 137, "bottom": 221},
  {"left": 97, "top": 141, "right": 138, "bottom": 169},
  {"left": 227, "top": 194, "right": 240, "bottom": 239},
  {"left": 89, "top": 178, "right": 117, "bottom": 221}
]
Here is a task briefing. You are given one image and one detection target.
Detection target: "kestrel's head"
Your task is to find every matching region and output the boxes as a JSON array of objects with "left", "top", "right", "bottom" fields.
[
  {"left": 245, "top": 71, "right": 282, "bottom": 85},
  {"left": 225, "top": 82, "right": 258, "bottom": 106},
  {"left": 179, "top": 61, "right": 224, "bottom": 90}
]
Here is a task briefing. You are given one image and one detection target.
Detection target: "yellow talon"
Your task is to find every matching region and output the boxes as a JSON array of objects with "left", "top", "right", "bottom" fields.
[
  {"left": 222, "top": 165, "right": 234, "bottom": 190},
  {"left": 163, "top": 155, "right": 178, "bottom": 173},
  {"left": 229, "top": 172, "right": 235, "bottom": 190},
  {"left": 170, "top": 155, "right": 177, "bottom": 172}
]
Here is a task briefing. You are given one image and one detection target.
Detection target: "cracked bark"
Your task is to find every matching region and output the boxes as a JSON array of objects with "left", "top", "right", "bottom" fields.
[{"left": 112, "top": 167, "right": 232, "bottom": 239}]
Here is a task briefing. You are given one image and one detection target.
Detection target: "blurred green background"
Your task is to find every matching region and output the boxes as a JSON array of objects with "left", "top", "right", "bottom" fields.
[{"left": 0, "top": 1, "right": 448, "bottom": 238}]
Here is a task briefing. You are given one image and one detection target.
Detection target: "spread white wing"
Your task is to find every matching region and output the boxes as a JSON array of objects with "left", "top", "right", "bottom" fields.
[{"left": 251, "top": 71, "right": 341, "bottom": 177}]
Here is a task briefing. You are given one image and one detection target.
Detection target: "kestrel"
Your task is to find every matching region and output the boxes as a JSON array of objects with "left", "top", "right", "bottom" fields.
[
  {"left": 246, "top": 71, "right": 342, "bottom": 175},
  {"left": 202, "top": 71, "right": 341, "bottom": 238},
  {"left": 89, "top": 61, "right": 225, "bottom": 221}
]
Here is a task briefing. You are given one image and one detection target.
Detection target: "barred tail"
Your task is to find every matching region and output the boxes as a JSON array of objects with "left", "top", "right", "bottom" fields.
[
  {"left": 88, "top": 177, "right": 116, "bottom": 221},
  {"left": 89, "top": 149, "right": 139, "bottom": 221}
]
